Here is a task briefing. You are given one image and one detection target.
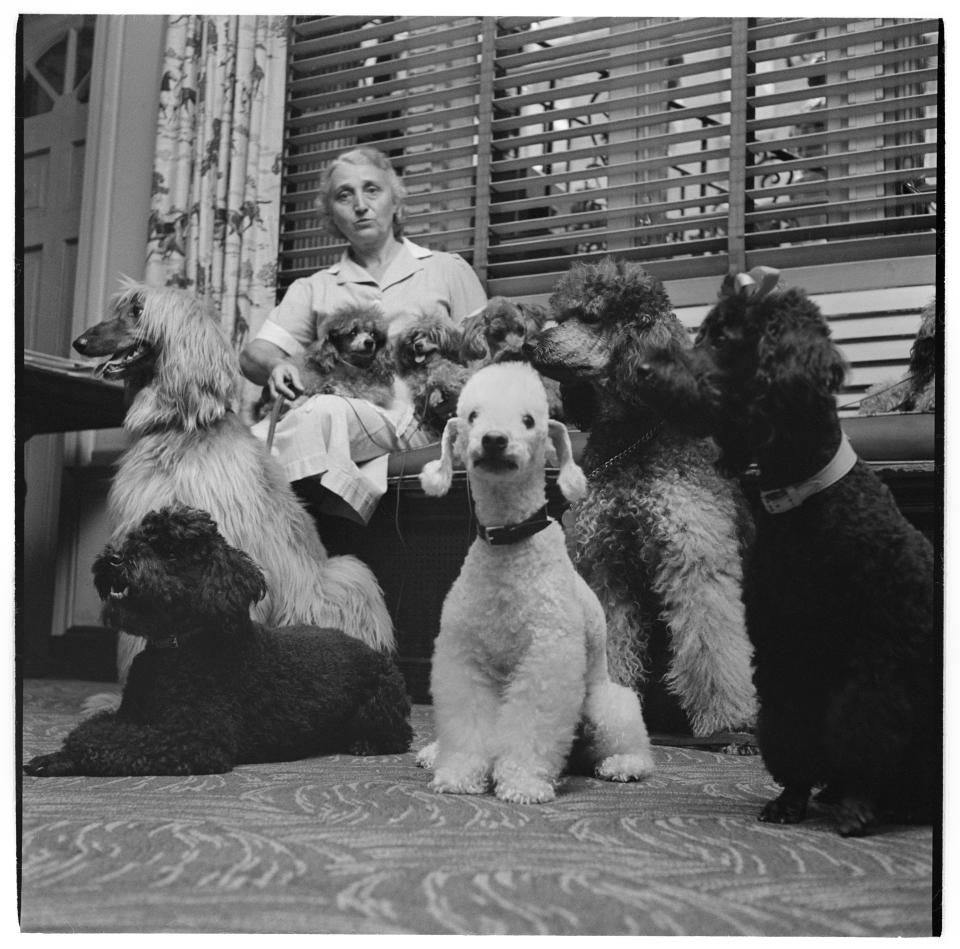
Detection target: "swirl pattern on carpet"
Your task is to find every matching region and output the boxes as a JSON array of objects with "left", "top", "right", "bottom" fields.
[{"left": 20, "top": 679, "right": 935, "bottom": 934}]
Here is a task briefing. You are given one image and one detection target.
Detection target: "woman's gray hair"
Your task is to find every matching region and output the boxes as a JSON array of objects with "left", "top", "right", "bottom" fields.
[{"left": 315, "top": 146, "right": 408, "bottom": 240}]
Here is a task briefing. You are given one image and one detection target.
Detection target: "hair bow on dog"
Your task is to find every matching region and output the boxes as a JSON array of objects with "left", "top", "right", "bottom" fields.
[{"left": 723, "top": 266, "right": 782, "bottom": 302}]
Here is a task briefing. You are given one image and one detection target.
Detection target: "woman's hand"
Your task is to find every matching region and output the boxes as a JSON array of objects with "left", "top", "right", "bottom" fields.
[
  {"left": 268, "top": 361, "right": 304, "bottom": 401},
  {"left": 240, "top": 338, "right": 304, "bottom": 400}
]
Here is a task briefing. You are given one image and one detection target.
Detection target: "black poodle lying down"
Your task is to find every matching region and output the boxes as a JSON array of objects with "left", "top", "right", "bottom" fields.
[
  {"left": 24, "top": 506, "right": 412, "bottom": 776},
  {"left": 637, "top": 267, "right": 938, "bottom": 836}
]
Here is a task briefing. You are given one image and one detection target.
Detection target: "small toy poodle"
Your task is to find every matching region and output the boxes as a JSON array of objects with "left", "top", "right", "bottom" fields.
[
  {"left": 859, "top": 297, "right": 937, "bottom": 415},
  {"left": 392, "top": 308, "right": 471, "bottom": 439},
  {"left": 23, "top": 505, "right": 412, "bottom": 776},
  {"left": 256, "top": 303, "right": 396, "bottom": 420}
]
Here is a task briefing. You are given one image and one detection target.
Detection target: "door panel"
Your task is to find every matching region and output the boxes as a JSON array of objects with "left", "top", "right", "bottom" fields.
[{"left": 20, "top": 14, "right": 96, "bottom": 665}]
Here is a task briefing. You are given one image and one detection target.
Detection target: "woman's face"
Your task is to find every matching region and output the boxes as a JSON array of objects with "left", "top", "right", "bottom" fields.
[{"left": 328, "top": 160, "right": 399, "bottom": 252}]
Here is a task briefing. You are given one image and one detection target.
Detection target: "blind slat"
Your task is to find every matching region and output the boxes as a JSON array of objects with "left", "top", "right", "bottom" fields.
[{"left": 278, "top": 16, "right": 939, "bottom": 294}]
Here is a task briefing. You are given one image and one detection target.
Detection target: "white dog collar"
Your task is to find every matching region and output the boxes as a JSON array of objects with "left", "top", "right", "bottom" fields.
[{"left": 759, "top": 433, "right": 858, "bottom": 515}]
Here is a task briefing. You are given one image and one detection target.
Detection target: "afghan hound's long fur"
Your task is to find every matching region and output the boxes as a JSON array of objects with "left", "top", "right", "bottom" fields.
[{"left": 73, "top": 283, "right": 395, "bottom": 689}]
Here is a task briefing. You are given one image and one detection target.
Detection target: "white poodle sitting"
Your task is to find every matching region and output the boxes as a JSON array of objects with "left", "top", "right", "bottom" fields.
[{"left": 416, "top": 362, "right": 655, "bottom": 804}]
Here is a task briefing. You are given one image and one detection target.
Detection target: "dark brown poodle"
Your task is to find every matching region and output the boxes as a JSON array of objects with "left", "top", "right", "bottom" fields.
[{"left": 635, "top": 267, "right": 938, "bottom": 836}]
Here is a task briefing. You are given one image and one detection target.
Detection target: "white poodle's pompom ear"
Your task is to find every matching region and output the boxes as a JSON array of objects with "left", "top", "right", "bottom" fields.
[
  {"left": 548, "top": 419, "right": 587, "bottom": 503},
  {"left": 420, "top": 417, "right": 461, "bottom": 497}
]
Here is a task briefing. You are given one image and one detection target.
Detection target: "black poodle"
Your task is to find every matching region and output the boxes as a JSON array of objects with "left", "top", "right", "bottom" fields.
[
  {"left": 530, "top": 258, "right": 757, "bottom": 739},
  {"left": 23, "top": 506, "right": 413, "bottom": 776},
  {"left": 636, "top": 267, "right": 938, "bottom": 836}
]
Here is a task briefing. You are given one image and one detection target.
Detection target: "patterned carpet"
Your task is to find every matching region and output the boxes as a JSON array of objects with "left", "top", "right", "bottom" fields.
[{"left": 19, "top": 678, "right": 936, "bottom": 935}]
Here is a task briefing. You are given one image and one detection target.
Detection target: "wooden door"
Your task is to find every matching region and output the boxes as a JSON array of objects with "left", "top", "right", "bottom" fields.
[{"left": 20, "top": 14, "right": 96, "bottom": 665}]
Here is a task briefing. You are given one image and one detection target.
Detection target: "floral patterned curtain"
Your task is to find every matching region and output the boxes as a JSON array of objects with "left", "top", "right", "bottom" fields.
[{"left": 144, "top": 15, "right": 288, "bottom": 350}]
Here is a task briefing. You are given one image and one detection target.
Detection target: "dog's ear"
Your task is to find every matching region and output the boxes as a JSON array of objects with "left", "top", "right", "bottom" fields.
[
  {"left": 138, "top": 290, "right": 238, "bottom": 430},
  {"left": 459, "top": 313, "right": 489, "bottom": 362},
  {"left": 197, "top": 541, "right": 268, "bottom": 620},
  {"left": 755, "top": 293, "right": 848, "bottom": 416},
  {"left": 611, "top": 314, "right": 690, "bottom": 399},
  {"left": 547, "top": 419, "right": 587, "bottom": 502},
  {"left": 420, "top": 417, "right": 462, "bottom": 496},
  {"left": 305, "top": 336, "right": 340, "bottom": 374},
  {"left": 517, "top": 301, "right": 548, "bottom": 333}
]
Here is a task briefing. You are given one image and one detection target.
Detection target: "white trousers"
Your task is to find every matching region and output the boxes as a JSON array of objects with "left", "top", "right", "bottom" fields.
[{"left": 251, "top": 394, "right": 434, "bottom": 523}]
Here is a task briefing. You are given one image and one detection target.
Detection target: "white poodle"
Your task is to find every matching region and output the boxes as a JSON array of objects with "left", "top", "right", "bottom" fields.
[{"left": 416, "top": 362, "right": 655, "bottom": 804}]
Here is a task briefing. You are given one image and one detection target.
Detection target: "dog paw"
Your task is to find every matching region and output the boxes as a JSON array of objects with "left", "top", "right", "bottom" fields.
[
  {"left": 595, "top": 751, "right": 656, "bottom": 782},
  {"left": 813, "top": 782, "right": 843, "bottom": 805},
  {"left": 835, "top": 797, "right": 876, "bottom": 837},
  {"left": 494, "top": 775, "right": 556, "bottom": 805},
  {"left": 415, "top": 741, "right": 438, "bottom": 770},
  {"left": 430, "top": 772, "right": 489, "bottom": 796},
  {"left": 759, "top": 791, "right": 808, "bottom": 825},
  {"left": 23, "top": 752, "right": 77, "bottom": 777}
]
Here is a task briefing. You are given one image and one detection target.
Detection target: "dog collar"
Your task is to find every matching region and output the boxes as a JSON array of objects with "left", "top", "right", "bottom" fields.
[
  {"left": 759, "top": 433, "right": 858, "bottom": 514},
  {"left": 477, "top": 505, "right": 552, "bottom": 546},
  {"left": 587, "top": 423, "right": 663, "bottom": 479}
]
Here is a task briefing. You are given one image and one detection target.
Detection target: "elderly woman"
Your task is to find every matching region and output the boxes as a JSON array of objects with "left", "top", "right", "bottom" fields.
[{"left": 242, "top": 146, "right": 487, "bottom": 524}]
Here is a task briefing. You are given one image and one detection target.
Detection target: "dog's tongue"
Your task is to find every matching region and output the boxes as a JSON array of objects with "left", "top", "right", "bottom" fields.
[{"left": 95, "top": 343, "right": 145, "bottom": 379}]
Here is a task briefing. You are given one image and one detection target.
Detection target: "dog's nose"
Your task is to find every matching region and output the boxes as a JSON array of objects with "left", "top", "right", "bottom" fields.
[
  {"left": 481, "top": 432, "right": 508, "bottom": 455},
  {"left": 360, "top": 337, "right": 375, "bottom": 351},
  {"left": 521, "top": 340, "right": 537, "bottom": 358}
]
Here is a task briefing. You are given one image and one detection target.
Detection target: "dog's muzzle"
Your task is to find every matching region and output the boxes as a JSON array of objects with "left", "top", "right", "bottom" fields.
[
  {"left": 473, "top": 433, "right": 519, "bottom": 472},
  {"left": 413, "top": 339, "right": 438, "bottom": 362}
]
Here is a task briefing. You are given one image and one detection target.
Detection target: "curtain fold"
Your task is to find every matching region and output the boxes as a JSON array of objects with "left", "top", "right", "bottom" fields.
[{"left": 144, "top": 15, "right": 288, "bottom": 350}]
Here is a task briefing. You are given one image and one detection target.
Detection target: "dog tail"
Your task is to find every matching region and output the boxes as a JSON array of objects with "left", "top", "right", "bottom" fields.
[
  {"left": 254, "top": 554, "right": 395, "bottom": 653},
  {"left": 303, "top": 554, "right": 396, "bottom": 653}
]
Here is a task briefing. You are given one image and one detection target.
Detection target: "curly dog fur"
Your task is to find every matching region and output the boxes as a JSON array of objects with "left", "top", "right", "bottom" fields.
[
  {"left": 415, "top": 362, "right": 654, "bottom": 803},
  {"left": 392, "top": 308, "right": 471, "bottom": 439},
  {"left": 459, "top": 296, "right": 549, "bottom": 365},
  {"left": 23, "top": 506, "right": 412, "bottom": 776},
  {"left": 859, "top": 297, "right": 938, "bottom": 415},
  {"left": 636, "top": 270, "right": 938, "bottom": 836},
  {"left": 460, "top": 296, "right": 565, "bottom": 420},
  {"left": 293, "top": 303, "right": 396, "bottom": 408},
  {"left": 531, "top": 259, "right": 757, "bottom": 738},
  {"left": 72, "top": 284, "right": 394, "bottom": 695}
]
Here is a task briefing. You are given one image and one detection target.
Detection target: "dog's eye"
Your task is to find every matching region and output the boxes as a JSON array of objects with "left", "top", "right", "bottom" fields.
[
  {"left": 522, "top": 414, "right": 535, "bottom": 429},
  {"left": 468, "top": 410, "right": 478, "bottom": 423}
]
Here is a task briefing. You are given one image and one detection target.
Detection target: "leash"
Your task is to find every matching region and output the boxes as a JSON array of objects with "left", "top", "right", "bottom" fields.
[{"left": 266, "top": 394, "right": 285, "bottom": 452}]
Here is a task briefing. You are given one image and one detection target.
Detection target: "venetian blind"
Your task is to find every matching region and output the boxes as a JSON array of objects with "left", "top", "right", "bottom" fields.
[{"left": 278, "top": 16, "right": 940, "bottom": 299}]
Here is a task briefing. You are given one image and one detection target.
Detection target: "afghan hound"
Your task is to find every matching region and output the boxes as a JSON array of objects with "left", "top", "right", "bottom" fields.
[{"left": 73, "top": 283, "right": 395, "bottom": 699}]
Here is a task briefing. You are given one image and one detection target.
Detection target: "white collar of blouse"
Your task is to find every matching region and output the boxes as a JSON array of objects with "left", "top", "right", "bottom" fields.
[{"left": 326, "top": 238, "right": 432, "bottom": 277}]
